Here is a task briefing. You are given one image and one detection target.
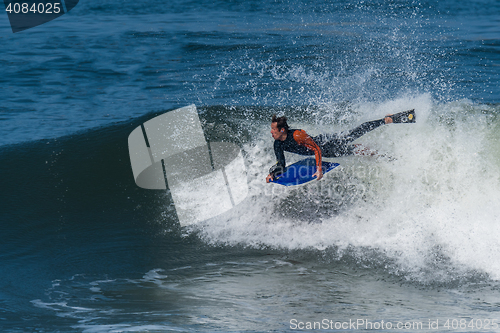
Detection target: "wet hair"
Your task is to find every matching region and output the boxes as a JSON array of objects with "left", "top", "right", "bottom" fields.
[{"left": 271, "top": 115, "right": 289, "bottom": 133}]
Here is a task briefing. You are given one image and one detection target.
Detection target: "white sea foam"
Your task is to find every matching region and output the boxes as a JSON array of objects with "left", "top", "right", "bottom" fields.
[{"left": 188, "top": 95, "right": 500, "bottom": 283}]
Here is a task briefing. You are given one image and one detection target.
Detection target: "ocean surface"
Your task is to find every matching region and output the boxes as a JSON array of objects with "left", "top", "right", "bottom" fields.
[{"left": 1, "top": 0, "right": 500, "bottom": 332}]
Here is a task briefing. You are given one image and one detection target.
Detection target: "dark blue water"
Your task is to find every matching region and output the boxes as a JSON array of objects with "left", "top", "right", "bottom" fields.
[{"left": 1, "top": 0, "right": 500, "bottom": 332}]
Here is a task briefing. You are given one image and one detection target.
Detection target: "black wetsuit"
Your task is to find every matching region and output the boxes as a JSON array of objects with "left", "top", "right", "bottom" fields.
[
  {"left": 312, "top": 118, "right": 386, "bottom": 157},
  {"left": 272, "top": 119, "right": 385, "bottom": 176}
]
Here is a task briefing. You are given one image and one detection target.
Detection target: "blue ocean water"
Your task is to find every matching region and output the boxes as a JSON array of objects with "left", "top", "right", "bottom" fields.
[{"left": 1, "top": 0, "right": 500, "bottom": 332}]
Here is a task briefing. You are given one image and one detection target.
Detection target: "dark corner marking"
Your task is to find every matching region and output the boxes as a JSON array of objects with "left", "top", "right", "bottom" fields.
[
  {"left": 59, "top": 0, "right": 67, "bottom": 13},
  {"left": 140, "top": 124, "right": 151, "bottom": 148},
  {"left": 160, "top": 159, "right": 169, "bottom": 190},
  {"left": 5, "top": 0, "right": 80, "bottom": 33}
]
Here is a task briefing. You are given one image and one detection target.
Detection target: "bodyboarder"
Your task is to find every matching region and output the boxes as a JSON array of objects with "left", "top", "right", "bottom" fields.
[{"left": 266, "top": 110, "right": 415, "bottom": 182}]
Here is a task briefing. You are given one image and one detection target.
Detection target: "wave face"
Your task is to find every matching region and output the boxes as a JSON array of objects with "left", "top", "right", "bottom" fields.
[{"left": 1, "top": 0, "right": 500, "bottom": 331}]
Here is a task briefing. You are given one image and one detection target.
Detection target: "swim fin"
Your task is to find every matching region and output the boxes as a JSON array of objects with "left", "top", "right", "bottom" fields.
[{"left": 391, "top": 109, "right": 415, "bottom": 123}]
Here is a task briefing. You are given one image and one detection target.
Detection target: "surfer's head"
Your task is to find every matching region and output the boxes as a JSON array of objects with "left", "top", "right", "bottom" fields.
[{"left": 271, "top": 115, "right": 289, "bottom": 141}]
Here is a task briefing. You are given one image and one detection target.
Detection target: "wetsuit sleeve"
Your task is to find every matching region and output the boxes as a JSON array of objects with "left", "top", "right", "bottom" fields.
[
  {"left": 293, "top": 130, "right": 322, "bottom": 170},
  {"left": 271, "top": 140, "right": 286, "bottom": 177}
]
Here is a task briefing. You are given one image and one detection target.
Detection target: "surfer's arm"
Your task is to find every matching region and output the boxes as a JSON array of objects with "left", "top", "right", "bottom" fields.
[
  {"left": 267, "top": 141, "right": 286, "bottom": 182},
  {"left": 293, "top": 130, "right": 323, "bottom": 180}
]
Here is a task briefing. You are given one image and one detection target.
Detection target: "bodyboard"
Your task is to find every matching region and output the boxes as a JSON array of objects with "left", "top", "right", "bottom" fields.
[{"left": 270, "top": 158, "right": 340, "bottom": 186}]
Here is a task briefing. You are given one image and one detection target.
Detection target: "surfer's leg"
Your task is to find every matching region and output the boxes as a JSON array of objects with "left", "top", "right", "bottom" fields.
[
  {"left": 341, "top": 118, "right": 386, "bottom": 143},
  {"left": 314, "top": 116, "right": 392, "bottom": 157},
  {"left": 313, "top": 136, "right": 354, "bottom": 157}
]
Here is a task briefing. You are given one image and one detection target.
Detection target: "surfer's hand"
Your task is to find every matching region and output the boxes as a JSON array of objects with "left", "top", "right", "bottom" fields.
[
  {"left": 312, "top": 169, "right": 323, "bottom": 181},
  {"left": 266, "top": 174, "right": 273, "bottom": 183},
  {"left": 384, "top": 114, "right": 393, "bottom": 124}
]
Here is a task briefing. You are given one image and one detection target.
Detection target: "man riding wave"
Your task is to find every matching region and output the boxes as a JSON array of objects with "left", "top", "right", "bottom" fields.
[{"left": 266, "top": 110, "right": 415, "bottom": 183}]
